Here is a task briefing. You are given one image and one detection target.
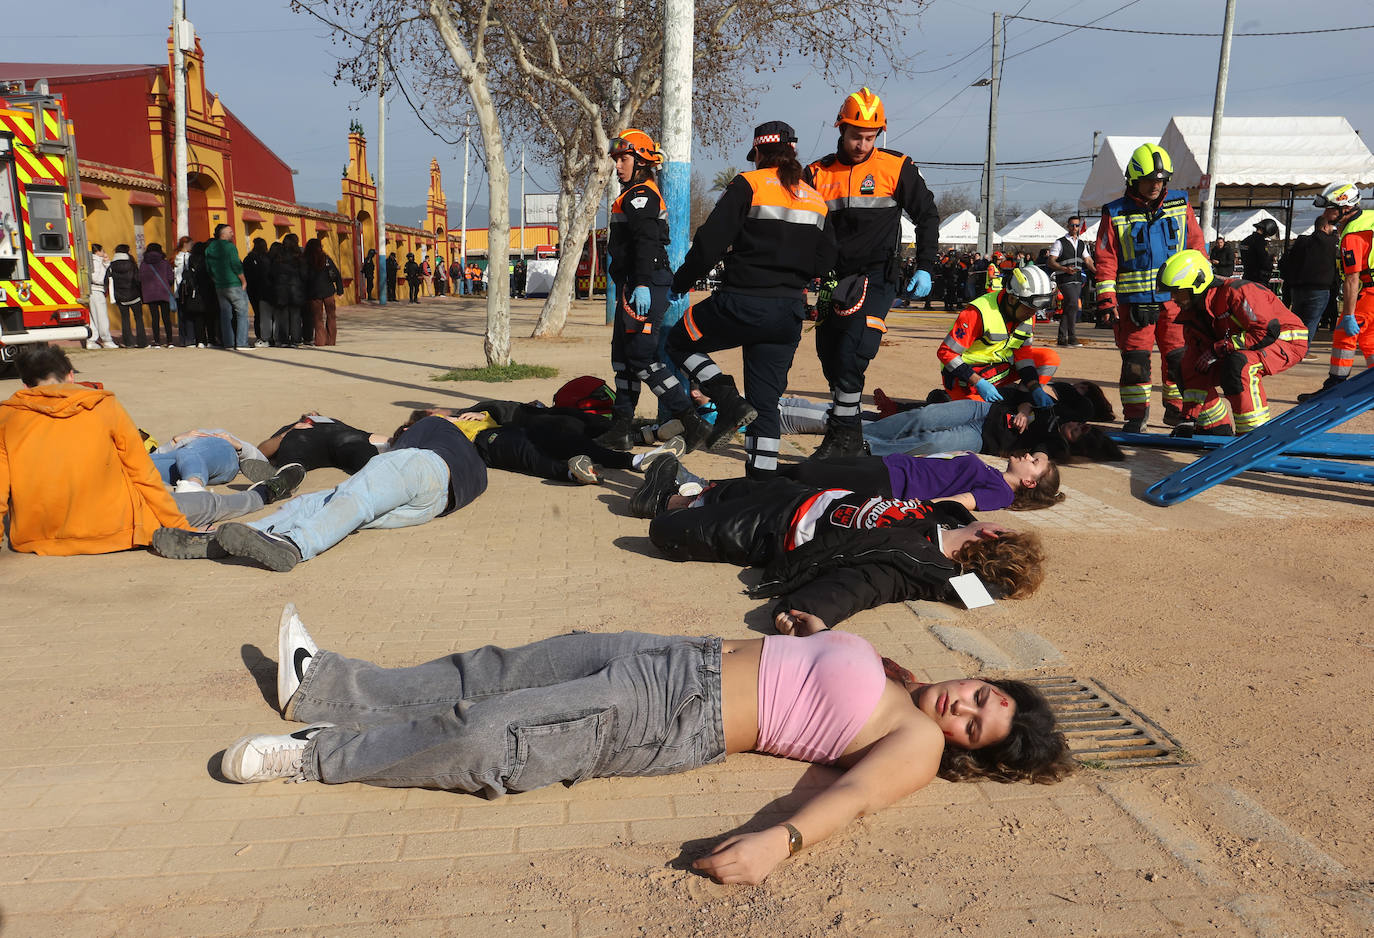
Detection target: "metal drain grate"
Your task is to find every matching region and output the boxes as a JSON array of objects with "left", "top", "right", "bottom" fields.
[{"left": 1024, "top": 676, "right": 1190, "bottom": 769}]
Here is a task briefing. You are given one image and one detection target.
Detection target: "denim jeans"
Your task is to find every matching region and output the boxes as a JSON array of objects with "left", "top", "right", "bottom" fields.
[
  {"left": 292, "top": 632, "right": 725, "bottom": 797},
  {"left": 150, "top": 436, "right": 240, "bottom": 486},
  {"left": 216, "top": 285, "right": 252, "bottom": 348},
  {"left": 248, "top": 448, "right": 449, "bottom": 561},
  {"left": 172, "top": 489, "right": 265, "bottom": 529},
  {"left": 1289, "top": 288, "right": 1329, "bottom": 346},
  {"left": 863, "top": 400, "right": 991, "bottom": 456}
]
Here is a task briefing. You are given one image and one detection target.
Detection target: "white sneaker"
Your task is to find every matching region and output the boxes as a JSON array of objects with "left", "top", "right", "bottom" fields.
[
  {"left": 640, "top": 436, "right": 687, "bottom": 472},
  {"left": 173, "top": 479, "right": 207, "bottom": 494},
  {"left": 567, "top": 454, "right": 604, "bottom": 484},
  {"left": 277, "top": 603, "right": 320, "bottom": 717},
  {"left": 196, "top": 342, "right": 207, "bottom": 348},
  {"left": 221, "top": 723, "right": 333, "bottom": 784},
  {"left": 254, "top": 339, "right": 269, "bottom": 348},
  {"left": 85, "top": 341, "right": 101, "bottom": 350},
  {"left": 100, "top": 339, "right": 119, "bottom": 349},
  {"left": 149, "top": 343, "right": 161, "bottom": 349}
]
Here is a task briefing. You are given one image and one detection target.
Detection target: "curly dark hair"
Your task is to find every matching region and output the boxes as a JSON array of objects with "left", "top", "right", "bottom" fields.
[
  {"left": 951, "top": 531, "right": 1046, "bottom": 599},
  {"left": 938, "top": 679, "right": 1075, "bottom": 784}
]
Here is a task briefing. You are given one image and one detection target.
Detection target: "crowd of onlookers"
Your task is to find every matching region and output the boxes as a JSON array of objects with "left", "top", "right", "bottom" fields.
[
  {"left": 358, "top": 250, "right": 489, "bottom": 303},
  {"left": 87, "top": 224, "right": 345, "bottom": 350}
]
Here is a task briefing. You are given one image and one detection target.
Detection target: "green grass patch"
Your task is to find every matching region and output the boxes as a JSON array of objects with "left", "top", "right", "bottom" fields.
[{"left": 433, "top": 362, "right": 558, "bottom": 383}]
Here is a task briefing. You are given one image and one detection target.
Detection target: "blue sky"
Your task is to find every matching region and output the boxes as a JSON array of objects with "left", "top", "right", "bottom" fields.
[{"left": 4, "top": 1, "right": 1372, "bottom": 226}]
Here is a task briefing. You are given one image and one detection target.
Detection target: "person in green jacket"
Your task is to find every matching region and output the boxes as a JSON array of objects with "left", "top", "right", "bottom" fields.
[{"left": 205, "top": 224, "right": 252, "bottom": 349}]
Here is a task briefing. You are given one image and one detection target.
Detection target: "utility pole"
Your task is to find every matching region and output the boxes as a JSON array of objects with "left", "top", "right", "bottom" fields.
[
  {"left": 660, "top": 0, "right": 692, "bottom": 333},
  {"left": 1200, "top": 0, "right": 1238, "bottom": 240},
  {"left": 980, "top": 11, "right": 1002, "bottom": 256},
  {"left": 376, "top": 30, "right": 388, "bottom": 306},
  {"left": 172, "top": 0, "right": 189, "bottom": 244},
  {"left": 605, "top": 0, "right": 624, "bottom": 324},
  {"left": 519, "top": 145, "right": 526, "bottom": 261},
  {"left": 460, "top": 118, "right": 469, "bottom": 289}
]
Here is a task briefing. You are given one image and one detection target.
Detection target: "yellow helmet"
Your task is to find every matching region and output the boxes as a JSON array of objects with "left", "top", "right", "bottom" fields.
[
  {"left": 1125, "top": 143, "right": 1173, "bottom": 184},
  {"left": 609, "top": 129, "right": 662, "bottom": 165},
  {"left": 835, "top": 88, "right": 886, "bottom": 131},
  {"left": 1157, "top": 249, "right": 1214, "bottom": 295}
]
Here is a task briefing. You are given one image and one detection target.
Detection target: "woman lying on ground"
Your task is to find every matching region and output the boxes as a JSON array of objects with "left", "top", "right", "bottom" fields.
[
  {"left": 256, "top": 414, "right": 391, "bottom": 476},
  {"left": 632, "top": 459, "right": 1046, "bottom": 631},
  {"left": 222, "top": 605, "right": 1074, "bottom": 885},
  {"left": 779, "top": 380, "right": 1123, "bottom": 463},
  {"left": 396, "top": 405, "right": 684, "bottom": 485}
]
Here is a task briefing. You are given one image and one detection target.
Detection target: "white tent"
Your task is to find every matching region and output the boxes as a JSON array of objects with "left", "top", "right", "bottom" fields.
[
  {"left": 900, "top": 213, "right": 916, "bottom": 246},
  {"left": 1210, "top": 208, "right": 1288, "bottom": 243},
  {"left": 1158, "top": 116, "right": 1374, "bottom": 191},
  {"left": 937, "top": 209, "right": 998, "bottom": 245},
  {"left": 997, "top": 209, "right": 1068, "bottom": 246},
  {"left": 1081, "top": 218, "right": 1100, "bottom": 242},
  {"left": 1079, "top": 135, "right": 1153, "bottom": 210}
]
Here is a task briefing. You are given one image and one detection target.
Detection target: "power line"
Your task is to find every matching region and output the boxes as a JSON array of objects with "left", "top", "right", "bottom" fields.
[
  {"left": 1001, "top": 0, "right": 1143, "bottom": 65},
  {"left": 1008, "top": 16, "right": 1374, "bottom": 38},
  {"left": 921, "top": 156, "right": 1092, "bottom": 168}
]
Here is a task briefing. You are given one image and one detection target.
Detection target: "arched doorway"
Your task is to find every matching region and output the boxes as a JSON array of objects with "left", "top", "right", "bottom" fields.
[{"left": 186, "top": 169, "right": 223, "bottom": 243}]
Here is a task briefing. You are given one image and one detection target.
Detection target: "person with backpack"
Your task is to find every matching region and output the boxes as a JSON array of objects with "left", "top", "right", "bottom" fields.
[
  {"left": 274, "top": 234, "right": 307, "bottom": 347},
  {"left": 106, "top": 243, "right": 145, "bottom": 348},
  {"left": 138, "top": 243, "right": 176, "bottom": 349},
  {"left": 303, "top": 238, "right": 344, "bottom": 346},
  {"left": 243, "top": 238, "right": 272, "bottom": 347},
  {"left": 176, "top": 241, "right": 214, "bottom": 348}
]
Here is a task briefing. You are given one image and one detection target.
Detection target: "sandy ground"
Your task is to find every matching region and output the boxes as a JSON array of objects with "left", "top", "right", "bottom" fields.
[{"left": 1, "top": 294, "right": 1371, "bottom": 937}]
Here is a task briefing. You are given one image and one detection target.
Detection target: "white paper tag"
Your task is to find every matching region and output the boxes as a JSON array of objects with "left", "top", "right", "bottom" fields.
[{"left": 949, "top": 573, "right": 995, "bottom": 609}]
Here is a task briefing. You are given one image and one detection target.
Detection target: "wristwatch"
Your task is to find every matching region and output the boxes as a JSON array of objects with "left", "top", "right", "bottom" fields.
[{"left": 782, "top": 823, "right": 803, "bottom": 856}]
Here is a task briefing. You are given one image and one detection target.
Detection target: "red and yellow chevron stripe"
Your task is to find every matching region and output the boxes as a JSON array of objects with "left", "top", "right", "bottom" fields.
[{"left": 1, "top": 104, "right": 82, "bottom": 314}]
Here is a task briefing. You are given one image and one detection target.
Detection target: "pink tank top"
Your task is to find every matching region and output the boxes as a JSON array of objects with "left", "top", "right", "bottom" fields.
[{"left": 755, "top": 631, "right": 886, "bottom": 764}]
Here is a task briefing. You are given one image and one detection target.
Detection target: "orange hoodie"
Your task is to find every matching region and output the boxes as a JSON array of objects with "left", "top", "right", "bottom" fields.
[{"left": 0, "top": 384, "right": 190, "bottom": 555}]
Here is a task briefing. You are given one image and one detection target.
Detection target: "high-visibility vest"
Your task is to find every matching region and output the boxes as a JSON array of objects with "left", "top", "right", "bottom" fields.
[
  {"left": 1339, "top": 209, "right": 1374, "bottom": 285},
  {"left": 960, "top": 292, "right": 1034, "bottom": 365},
  {"left": 1101, "top": 189, "right": 1191, "bottom": 304}
]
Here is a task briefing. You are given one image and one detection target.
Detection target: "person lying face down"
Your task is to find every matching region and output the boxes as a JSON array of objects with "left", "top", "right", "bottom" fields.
[
  {"left": 220, "top": 605, "right": 1074, "bottom": 885},
  {"left": 631, "top": 460, "right": 1046, "bottom": 629}
]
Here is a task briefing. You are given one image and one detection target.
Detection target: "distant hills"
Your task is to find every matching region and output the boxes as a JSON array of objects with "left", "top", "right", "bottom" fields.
[{"left": 300, "top": 201, "right": 495, "bottom": 230}]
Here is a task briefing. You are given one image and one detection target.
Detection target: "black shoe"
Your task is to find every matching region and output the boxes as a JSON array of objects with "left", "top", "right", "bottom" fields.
[
  {"left": 239, "top": 458, "right": 276, "bottom": 484},
  {"left": 594, "top": 417, "right": 636, "bottom": 452},
  {"left": 1169, "top": 420, "right": 1195, "bottom": 439},
  {"left": 821, "top": 422, "right": 865, "bottom": 460},
  {"left": 1122, "top": 417, "right": 1146, "bottom": 434},
  {"left": 704, "top": 396, "right": 757, "bottom": 449},
  {"left": 1203, "top": 422, "right": 1235, "bottom": 437},
  {"left": 630, "top": 455, "right": 682, "bottom": 519},
  {"left": 254, "top": 463, "right": 306, "bottom": 505},
  {"left": 677, "top": 410, "right": 713, "bottom": 453},
  {"left": 214, "top": 523, "right": 303, "bottom": 572},
  {"left": 151, "top": 527, "right": 226, "bottom": 560},
  {"left": 1162, "top": 406, "right": 1185, "bottom": 428},
  {"left": 1297, "top": 376, "right": 1346, "bottom": 402}
]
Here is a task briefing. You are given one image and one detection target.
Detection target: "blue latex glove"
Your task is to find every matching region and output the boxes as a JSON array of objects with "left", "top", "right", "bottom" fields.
[
  {"left": 630, "top": 286, "right": 652, "bottom": 318},
  {"left": 974, "top": 378, "right": 1003, "bottom": 402},
  {"left": 1030, "top": 386, "right": 1056, "bottom": 408},
  {"left": 906, "top": 269, "right": 932, "bottom": 298},
  {"left": 1338, "top": 313, "right": 1360, "bottom": 335}
]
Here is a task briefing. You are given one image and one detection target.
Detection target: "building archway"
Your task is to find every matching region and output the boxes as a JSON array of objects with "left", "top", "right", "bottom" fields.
[{"left": 186, "top": 167, "right": 224, "bottom": 242}]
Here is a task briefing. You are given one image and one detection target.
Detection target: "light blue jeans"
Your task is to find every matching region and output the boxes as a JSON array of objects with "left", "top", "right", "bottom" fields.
[
  {"left": 248, "top": 448, "right": 449, "bottom": 561},
  {"left": 863, "top": 400, "right": 992, "bottom": 456},
  {"left": 216, "top": 285, "right": 252, "bottom": 348},
  {"left": 293, "top": 632, "right": 725, "bottom": 797},
  {"left": 151, "top": 436, "right": 240, "bottom": 486},
  {"left": 1289, "top": 288, "right": 1329, "bottom": 346}
]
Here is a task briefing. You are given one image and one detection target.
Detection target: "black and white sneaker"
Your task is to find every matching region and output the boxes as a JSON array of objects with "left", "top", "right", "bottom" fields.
[
  {"left": 239, "top": 458, "right": 276, "bottom": 484},
  {"left": 630, "top": 455, "right": 681, "bottom": 519},
  {"left": 259, "top": 463, "right": 306, "bottom": 504},
  {"left": 277, "top": 603, "right": 320, "bottom": 717},
  {"left": 151, "top": 527, "right": 226, "bottom": 560},
  {"left": 215, "top": 523, "right": 303, "bottom": 572},
  {"left": 221, "top": 723, "right": 333, "bottom": 784}
]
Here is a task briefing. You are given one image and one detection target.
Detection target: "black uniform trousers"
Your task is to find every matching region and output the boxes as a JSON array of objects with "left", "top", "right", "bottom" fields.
[
  {"left": 665, "top": 290, "right": 805, "bottom": 473},
  {"left": 648, "top": 477, "right": 808, "bottom": 567},
  {"left": 474, "top": 421, "right": 633, "bottom": 482},
  {"left": 815, "top": 268, "right": 898, "bottom": 427},
  {"left": 610, "top": 272, "right": 693, "bottom": 421}
]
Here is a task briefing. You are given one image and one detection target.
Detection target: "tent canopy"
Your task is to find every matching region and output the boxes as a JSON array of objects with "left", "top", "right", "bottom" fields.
[
  {"left": 937, "top": 209, "right": 999, "bottom": 245},
  {"left": 1159, "top": 116, "right": 1374, "bottom": 190},
  {"left": 1210, "top": 208, "right": 1287, "bottom": 243},
  {"left": 1079, "top": 135, "right": 1153, "bottom": 210},
  {"left": 997, "top": 209, "right": 1068, "bottom": 246}
]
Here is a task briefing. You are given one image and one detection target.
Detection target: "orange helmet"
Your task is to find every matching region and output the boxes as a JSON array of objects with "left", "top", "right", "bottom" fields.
[
  {"left": 835, "top": 87, "right": 886, "bottom": 131},
  {"left": 609, "top": 129, "right": 662, "bottom": 165}
]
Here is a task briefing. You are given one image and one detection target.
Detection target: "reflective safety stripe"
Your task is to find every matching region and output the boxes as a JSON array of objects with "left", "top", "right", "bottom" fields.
[
  {"left": 745, "top": 435, "right": 781, "bottom": 453},
  {"left": 1277, "top": 329, "right": 1307, "bottom": 341},
  {"left": 866, "top": 316, "right": 887, "bottom": 332},
  {"left": 747, "top": 452, "right": 779, "bottom": 471},
  {"left": 1098, "top": 280, "right": 1117, "bottom": 293},
  {"left": 824, "top": 195, "right": 898, "bottom": 211},
  {"left": 685, "top": 307, "right": 703, "bottom": 341},
  {"left": 746, "top": 204, "right": 827, "bottom": 228},
  {"left": 1198, "top": 400, "right": 1229, "bottom": 427},
  {"left": 1120, "top": 384, "right": 1152, "bottom": 404},
  {"left": 1182, "top": 388, "right": 1210, "bottom": 404},
  {"left": 1162, "top": 384, "right": 1183, "bottom": 403},
  {"left": 1236, "top": 406, "right": 1270, "bottom": 431}
]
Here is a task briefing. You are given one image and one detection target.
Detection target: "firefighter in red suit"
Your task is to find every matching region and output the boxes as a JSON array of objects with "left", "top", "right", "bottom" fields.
[
  {"left": 1159, "top": 250, "right": 1309, "bottom": 437},
  {"left": 1093, "top": 144, "right": 1205, "bottom": 432},
  {"left": 936, "top": 265, "right": 1060, "bottom": 403}
]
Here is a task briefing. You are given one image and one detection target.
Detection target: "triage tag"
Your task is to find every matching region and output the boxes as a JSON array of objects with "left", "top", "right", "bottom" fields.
[{"left": 949, "top": 573, "right": 995, "bottom": 609}]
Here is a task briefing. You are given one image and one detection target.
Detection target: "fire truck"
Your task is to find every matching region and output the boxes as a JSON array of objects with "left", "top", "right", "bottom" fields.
[{"left": 0, "top": 79, "right": 91, "bottom": 370}]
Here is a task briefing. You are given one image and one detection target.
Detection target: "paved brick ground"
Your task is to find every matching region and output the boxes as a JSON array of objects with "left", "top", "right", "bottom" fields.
[{"left": 1, "top": 296, "right": 1369, "bottom": 936}]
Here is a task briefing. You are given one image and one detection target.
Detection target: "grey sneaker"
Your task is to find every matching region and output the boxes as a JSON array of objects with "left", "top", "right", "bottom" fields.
[
  {"left": 215, "top": 523, "right": 303, "bottom": 572},
  {"left": 151, "top": 527, "right": 226, "bottom": 560},
  {"left": 567, "top": 454, "right": 604, "bottom": 484},
  {"left": 239, "top": 458, "right": 276, "bottom": 484},
  {"left": 221, "top": 723, "right": 333, "bottom": 784},
  {"left": 277, "top": 603, "right": 320, "bottom": 717},
  {"left": 639, "top": 436, "right": 687, "bottom": 472}
]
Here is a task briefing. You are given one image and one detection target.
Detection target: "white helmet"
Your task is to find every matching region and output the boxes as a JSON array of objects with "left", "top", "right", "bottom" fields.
[
  {"left": 1005, "top": 265, "right": 1055, "bottom": 310},
  {"left": 1315, "top": 182, "right": 1362, "bottom": 211}
]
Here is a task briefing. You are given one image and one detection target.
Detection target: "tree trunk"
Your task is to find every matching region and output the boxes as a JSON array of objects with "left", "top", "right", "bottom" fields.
[
  {"left": 430, "top": 1, "right": 511, "bottom": 365},
  {"left": 532, "top": 160, "right": 614, "bottom": 337}
]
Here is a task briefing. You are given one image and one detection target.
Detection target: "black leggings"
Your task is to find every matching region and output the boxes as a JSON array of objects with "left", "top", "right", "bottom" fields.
[
  {"left": 475, "top": 421, "right": 633, "bottom": 481},
  {"left": 777, "top": 455, "right": 893, "bottom": 498}
]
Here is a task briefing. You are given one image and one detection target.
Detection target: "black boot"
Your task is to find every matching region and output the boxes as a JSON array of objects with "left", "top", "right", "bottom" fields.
[
  {"left": 699, "top": 375, "right": 757, "bottom": 449},
  {"left": 593, "top": 415, "right": 636, "bottom": 452},
  {"left": 676, "top": 409, "right": 713, "bottom": 453},
  {"left": 811, "top": 422, "right": 864, "bottom": 461},
  {"left": 1297, "top": 375, "right": 1346, "bottom": 403}
]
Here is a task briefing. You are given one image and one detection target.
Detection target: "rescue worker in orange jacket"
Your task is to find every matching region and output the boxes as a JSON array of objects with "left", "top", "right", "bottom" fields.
[
  {"left": 1093, "top": 143, "right": 1205, "bottom": 432},
  {"left": 665, "top": 121, "right": 837, "bottom": 477},
  {"left": 1299, "top": 182, "right": 1373, "bottom": 400},
  {"left": 936, "top": 265, "right": 1061, "bottom": 404},
  {"left": 596, "top": 129, "right": 705, "bottom": 451},
  {"left": 804, "top": 88, "right": 940, "bottom": 460},
  {"left": 1159, "top": 250, "right": 1308, "bottom": 436}
]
